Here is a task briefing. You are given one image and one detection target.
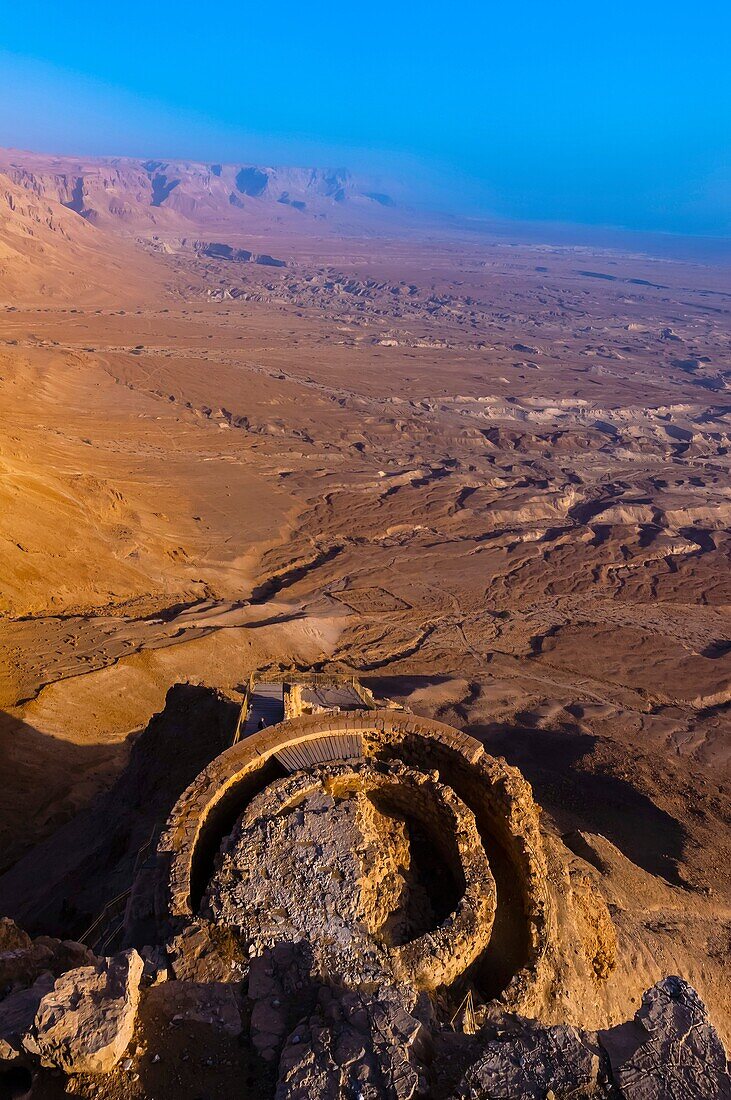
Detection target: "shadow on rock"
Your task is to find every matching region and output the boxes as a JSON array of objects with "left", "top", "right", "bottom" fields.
[
  {"left": 0, "top": 685, "right": 238, "bottom": 939},
  {"left": 467, "top": 721, "right": 687, "bottom": 887}
]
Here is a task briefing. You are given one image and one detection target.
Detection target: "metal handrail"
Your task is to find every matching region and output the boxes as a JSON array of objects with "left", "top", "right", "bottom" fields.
[
  {"left": 449, "top": 990, "right": 477, "bottom": 1034},
  {"left": 78, "top": 888, "right": 131, "bottom": 948},
  {"left": 78, "top": 822, "right": 161, "bottom": 949},
  {"left": 232, "top": 672, "right": 256, "bottom": 745},
  {"left": 131, "top": 822, "right": 161, "bottom": 877},
  {"left": 97, "top": 918, "right": 126, "bottom": 955}
]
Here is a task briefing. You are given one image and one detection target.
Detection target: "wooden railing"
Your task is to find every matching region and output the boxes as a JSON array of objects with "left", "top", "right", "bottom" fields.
[
  {"left": 231, "top": 670, "right": 376, "bottom": 746},
  {"left": 231, "top": 672, "right": 256, "bottom": 745}
]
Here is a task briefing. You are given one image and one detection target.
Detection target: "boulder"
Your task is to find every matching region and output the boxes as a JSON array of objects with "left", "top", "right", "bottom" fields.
[
  {"left": 457, "top": 1018, "right": 611, "bottom": 1098},
  {"left": 0, "top": 937, "right": 96, "bottom": 994},
  {"left": 276, "top": 985, "right": 430, "bottom": 1100},
  {"left": 0, "top": 972, "right": 55, "bottom": 1061},
  {"left": 0, "top": 919, "right": 31, "bottom": 955},
  {"left": 0, "top": 920, "right": 100, "bottom": 1063},
  {"left": 453, "top": 979, "right": 731, "bottom": 1100},
  {"left": 25, "top": 949, "right": 143, "bottom": 1074},
  {"left": 600, "top": 976, "right": 731, "bottom": 1099},
  {"left": 167, "top": 919, "right": 247, "bottom": 983}
]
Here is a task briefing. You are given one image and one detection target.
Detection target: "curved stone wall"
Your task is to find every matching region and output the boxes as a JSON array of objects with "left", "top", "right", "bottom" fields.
[
  {"left": 208, "top": 761, "right": 496, "bottom": 991},
  {"left": 156, "top": 709, "right": 552, "bottom": 1006}
]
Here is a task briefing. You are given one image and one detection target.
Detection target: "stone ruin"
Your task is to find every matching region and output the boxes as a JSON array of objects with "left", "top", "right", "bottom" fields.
[{"left": 1, "top": 675, "right": 729, "bottom": 1098}]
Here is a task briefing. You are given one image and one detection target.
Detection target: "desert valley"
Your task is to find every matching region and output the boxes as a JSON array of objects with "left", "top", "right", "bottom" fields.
[{"left": 0, "top": 148, "right": 729, "bottom": 1098}]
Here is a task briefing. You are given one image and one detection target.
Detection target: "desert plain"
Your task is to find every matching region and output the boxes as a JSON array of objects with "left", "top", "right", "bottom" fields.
[{"left": 0, "top": 151, "right": 729, "bottom": 1095}]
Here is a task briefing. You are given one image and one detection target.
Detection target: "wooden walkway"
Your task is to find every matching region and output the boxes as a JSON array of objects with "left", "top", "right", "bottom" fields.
[
  {"left": 274, "top": 732, "right": 364, "bottom": 773},
  {"left": 242, "top": 681, "right": 285, "bottom": 735}
]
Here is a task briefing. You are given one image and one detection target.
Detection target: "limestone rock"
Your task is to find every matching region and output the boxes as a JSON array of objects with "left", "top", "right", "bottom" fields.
[
  {"left": 0, "top": 918, "right": 32, "bottom": 955},
  {"left": 453, "top": 979, "right": 731, "bottom": 1100},
  {"left": 167, "top": 919, "right": 247, "bottom": 983},
  {"left": 600, "top": 976, "right": 731, "bottom": 1099},
  {"left": 26, "top": 949, "right": 143, "bottom": 1074},
  {"left": 140, "top": 944, "right": 169, "bottom": 986},
  {"left": 457, "top": 1018, "right": 612, "bottom": 1098},
  {"left": 0, "top": 936, "right": 96, "bottom": 994},
  {"left": 0, "top": 920, "right": 99, "bottom": 1062},
  {"left": 0, "top": 972, "right": 54, "bottom": 1061},
  {"left": 276, "top": 985, "right": 431, "bottom": 1099}
]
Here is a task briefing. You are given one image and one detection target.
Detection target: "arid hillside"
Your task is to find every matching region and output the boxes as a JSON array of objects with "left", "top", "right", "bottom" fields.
[{"left": 0, "top": 171, "right": 171, "bottom": 305}]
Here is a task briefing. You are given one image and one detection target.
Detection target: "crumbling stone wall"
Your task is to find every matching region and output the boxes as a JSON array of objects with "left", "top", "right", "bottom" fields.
[
  {"left": 155, "top": 710, "right": 553, "bottom": 1008},
  {"left": 201, "top": 762, "right": 495, "bottom": 991}
]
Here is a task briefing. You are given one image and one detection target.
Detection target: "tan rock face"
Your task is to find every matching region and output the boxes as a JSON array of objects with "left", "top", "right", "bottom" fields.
[
  {"left": 27, "top": 949, "right": 143, "bottom": 1074},
  {"left": 0, "top": 918, "right": 31, "bottom": 954}
]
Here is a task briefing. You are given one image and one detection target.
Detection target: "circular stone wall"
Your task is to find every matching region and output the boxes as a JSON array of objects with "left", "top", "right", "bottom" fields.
[
  {"left": 156, "top": 710, "right": 551, "bottom": 1008},
  {"left": 200, "top": 762, "right": 496, "bottom": 992}
]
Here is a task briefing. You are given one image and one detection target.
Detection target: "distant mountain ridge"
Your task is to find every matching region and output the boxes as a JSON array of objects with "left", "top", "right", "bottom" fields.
[
  {"left": 0, "top": 146, "right": 408, "bottom": 302},
  {"left": 0, "top": 149, "right": 394, "bottom": 235}
]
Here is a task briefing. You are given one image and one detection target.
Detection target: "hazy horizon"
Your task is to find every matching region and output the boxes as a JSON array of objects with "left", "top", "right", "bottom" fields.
[{"left": 1, "top": 0, "right": 729, "bottom": 241}]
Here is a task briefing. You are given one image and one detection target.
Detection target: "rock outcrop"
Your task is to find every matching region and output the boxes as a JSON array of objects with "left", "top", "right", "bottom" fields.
[
  {"left": 0, "top": 918, "right": 96, "bottom": 992},
  {"left": 454, "top": 977, "right": 731, "bottom": 1100},
  {"left": 601, "top": 976, "right": 731, "bottom": 1099},
  {"left": 25, "top": 949, "right": 143, "bottom": 1074},
  {"left": 456, "top": 1019, "right": 613, "bottom": 1098},
  {"left": 276, "top": 985, "right": 431, "bottom": 1100},
  {"left": 1, "top": 916, "right": 729, "bottom": 1099},
  {"left": 0, "top": 918, "right": 97, "bottom": 1063}
]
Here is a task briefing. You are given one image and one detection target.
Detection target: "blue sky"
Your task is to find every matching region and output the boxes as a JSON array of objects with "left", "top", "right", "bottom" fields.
[{"left": 0, "top": 1, "right": 729, "bottom": 236}]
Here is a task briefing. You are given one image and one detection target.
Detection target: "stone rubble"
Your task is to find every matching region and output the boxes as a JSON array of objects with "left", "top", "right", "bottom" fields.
[
  {"left": 0, "top": 931, "right": 729, "bottom": 1097},
  {"left": 275, "top": 985, "right": 431, "bottom": 1100},
  {"left": 248, "top": 943, "right": 320, "bottom": 1062},
  {"left": 201, "top": 761, "right": 495, "bottom": 995},
  {"left": 0, "top": 918, "right": 97, "bottom": 994}
]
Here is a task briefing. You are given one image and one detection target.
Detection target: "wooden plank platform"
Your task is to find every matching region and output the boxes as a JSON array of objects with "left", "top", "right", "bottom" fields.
[{"left": 274, "top": 732, "right": 364, "bottom": 773}]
